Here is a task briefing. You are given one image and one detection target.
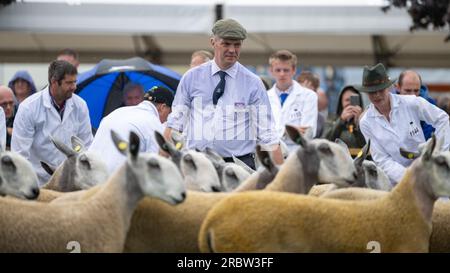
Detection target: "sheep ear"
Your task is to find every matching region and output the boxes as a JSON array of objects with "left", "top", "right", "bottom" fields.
[
  {"left": 40, "top": 161, "right": 55, "bottom": 175},
  {"left": 171, "top": 131, "right": 185, "bottom": 151},
  {"left": 422, "top": 134, "right": 436, "bottom": 162},
  {"left": 256, "top": 145, "right": 275, "bottom": 174},
  {"left": 51, "top": 136, "right": 76, "bottom": 157},
  {"left": 205, "top": 147, "right": 225, "bottom": 164},
  {"left": 335, "top": 138, "right": 350, "bottom": 157},
  {"left": 78, "top": 154, "right": 91, "bottom": 170},
  {"left": 110, "top": 130, "right": 128, "bottom": 156},
  {"left": 285, "top": 125, "right": 306, "bottom": 147},
  {"left": 154, "top": 131, "right": 180, "bottom": 157},
  {"left": 354, "top": 139, "right": 370, "bottom": 167},
  {"left": 129, "top": 131, "right": 140, "bottom": 160},
  {"left": 71, "top": 135, "right": 85, "bottom": 153},
  {"left": 399, "top": 148, "right": 420, "bottom": 160}
]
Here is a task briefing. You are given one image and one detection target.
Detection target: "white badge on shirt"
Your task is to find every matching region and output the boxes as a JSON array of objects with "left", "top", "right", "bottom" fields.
[{"left": 289, "top": 102, "right": 302, "bottom": 120}]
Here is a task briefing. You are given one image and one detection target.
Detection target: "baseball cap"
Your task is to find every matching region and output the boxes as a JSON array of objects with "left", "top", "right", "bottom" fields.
[{"left": 144, "top": 86, "right": 174, "bottom": 107}]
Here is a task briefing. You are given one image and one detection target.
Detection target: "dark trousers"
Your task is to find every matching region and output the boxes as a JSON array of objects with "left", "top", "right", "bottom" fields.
[{"left": 223, "top": 153, "right": 256, "bottom": 170}]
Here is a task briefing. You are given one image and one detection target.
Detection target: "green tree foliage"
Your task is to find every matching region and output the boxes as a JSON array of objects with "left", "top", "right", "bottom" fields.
[{"left": 382, "top": 0, "right": 450, "bottom": 41}]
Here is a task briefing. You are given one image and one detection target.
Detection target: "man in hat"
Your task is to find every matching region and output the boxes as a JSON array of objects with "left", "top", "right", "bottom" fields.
[
  {"left": 164, "top": 18, "right": 283, "bottom": 169},
  {"left": 357, "top": 63, "right": 449, "bottom": 185},
  {"left": 89, "top": 86, "right": 174, "bottom": 174}
]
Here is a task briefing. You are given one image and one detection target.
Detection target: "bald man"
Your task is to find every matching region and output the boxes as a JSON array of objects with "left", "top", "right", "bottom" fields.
[
  {"left": 0, "top": 86, "right": 15, "bottom": 149},
  {"left": 396, "top": 70, "right": 436, "bottom": 140}
]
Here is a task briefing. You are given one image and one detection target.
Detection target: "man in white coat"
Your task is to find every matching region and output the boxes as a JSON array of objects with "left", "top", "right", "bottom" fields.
[
  {"left": 0, "top": 107, "right": 6, "bottom": 151},
  {"left": 12, "top": 60, "right": 93, "bottom": 186},
  {"left": 89, "top": 86, "right": 174, "bottom": 174},
  {"left": 267, "top": 50, "right": 318, "bottom": 151},
  {"left": 358, "top": 63, "right": 450, "bottom": 185}
]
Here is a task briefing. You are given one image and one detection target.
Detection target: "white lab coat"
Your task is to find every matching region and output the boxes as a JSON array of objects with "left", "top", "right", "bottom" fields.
[
  {"left": 88, "top": 101, "right": 163, "bottom": 175},
  {"left": 0, "top": 108, "right": 5, "bottom": 151},
  {"left": 267, "top": 81, "right": 318, "bottom": 151},
  {"left": 360, "top": 93, "right": 450, "bottom": 185},
  {"left": 11, "top": 88, "right": 93, "bottom": 186}
]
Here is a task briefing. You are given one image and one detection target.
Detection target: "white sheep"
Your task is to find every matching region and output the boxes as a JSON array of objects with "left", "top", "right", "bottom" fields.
[
  {"left": 41, "top": 135, "right": 109, "bottom": 192},
  {"left": 0, "top": 150, "right": 40, "bottom": 199},
  {"left": 308, "top": 140, "right": 392, "bottom": 197},
  {"left": 0, "top": 131, "right": 186, "bottom": 252},
  {"left": 203, "top": 147, "right": 252, "bottom": 191},
  {"left": 123, "top": 128, "right": 358, "bottom": 252},
  {"left": 198, "top": 135, "right": 449, "bottom": 253},
  {"left": 155, "top": 132, "right": 221, "bottom": 192},
  {"left": 45, "top": 126, "right": 358, "bottom": 253}
]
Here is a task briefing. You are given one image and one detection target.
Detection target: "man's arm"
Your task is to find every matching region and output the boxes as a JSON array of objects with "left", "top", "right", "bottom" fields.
[
  {"left": 11, "top": 104, "right": 35, "bottom": 159},
  {"left": 77, "top": 101, "right": 94, "bottom": 148},
  {"left": 166, "top": 74, "right": 191, "bottom": 135},
  {"left": 297, "top": 91, "right": 318, "bottom": 138},
  {"left": 360, "top": 120, "right": 405, "bottom": 185},
  {"left": 415, "top": 96, "right": 450, "bottom": 150},
  {"left": 251, "top": 79, "right": 284, "bottom": 164}
]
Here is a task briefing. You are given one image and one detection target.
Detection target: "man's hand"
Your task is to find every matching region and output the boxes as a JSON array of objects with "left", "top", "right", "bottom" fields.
[
  {"left": 271, "top": 144, "right": 284, "bottom": 165},
  {"left": 298, "top": 126, "right": 311, "bottom": 135}
]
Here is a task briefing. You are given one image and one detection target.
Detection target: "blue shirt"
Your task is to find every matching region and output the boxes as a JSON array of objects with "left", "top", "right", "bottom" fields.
[{"left": 167, "top": 60, "right": 279, "bottom": 157}]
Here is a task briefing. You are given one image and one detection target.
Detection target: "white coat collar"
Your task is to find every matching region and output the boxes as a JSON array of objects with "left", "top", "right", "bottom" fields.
[
  {"left": 137, "top": 100, "right": 161, "bottom": 120},
  {"left": 42, "top": 87, "right": 75, "bottom": 120},
  {"left": 274, "top": 83, "right": 294, "bottom": 96},
  {"left": 211, "top": 60, "right": 238, "bottom": 79}
]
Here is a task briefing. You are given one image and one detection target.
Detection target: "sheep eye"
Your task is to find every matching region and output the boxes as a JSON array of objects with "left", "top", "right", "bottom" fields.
[
  {"left": 1, "top": 156, "right": 13, "bottom": 165},
  {"left": 1, "top": 156, "right": 16, "bottom": 171},
  {"left": 183, "top": 154, "right": 193, "bottom": 162},
  {"left": 368, "top": 168, "right": 378, "bottom": 176},
  {"left": 225, "top": 168, "right": 235, "bottom": 176},
  {"left": 318, "top": 144, "right": 333, "bottom": 155},
  {"left": 434, "top": 156, "right": 449, "bottom": 169},
  {"left": 147, "top": 158, "right": 160, "bottom": 169}
]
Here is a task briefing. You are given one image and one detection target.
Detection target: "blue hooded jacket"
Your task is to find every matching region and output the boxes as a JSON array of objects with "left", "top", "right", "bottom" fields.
[
  {"left": 419, "top": 84, "right": 436, "bottom": 140},
  {"left": 8, "top": 70, "right": 37, "bottom": 98}
]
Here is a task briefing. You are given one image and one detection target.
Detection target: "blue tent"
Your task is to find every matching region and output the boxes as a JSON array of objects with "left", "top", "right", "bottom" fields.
[{"left": 75, "top": 57, "right": 181, "bottom": 129}]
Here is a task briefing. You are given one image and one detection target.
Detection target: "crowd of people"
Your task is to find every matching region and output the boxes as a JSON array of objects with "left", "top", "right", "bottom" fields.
[{"left": 0, "top": 18, "right": 449, "bottom": 188}]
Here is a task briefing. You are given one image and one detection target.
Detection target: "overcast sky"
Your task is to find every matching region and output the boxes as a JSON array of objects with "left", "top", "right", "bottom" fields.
[{"left": 20, "top": 0, "right": 388, "bottom": 6}]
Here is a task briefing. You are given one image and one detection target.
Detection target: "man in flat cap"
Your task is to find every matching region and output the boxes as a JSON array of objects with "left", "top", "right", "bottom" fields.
[
  {"left": 165, "top": 18, "right": 283, "bottom": 169},
  {"left": 357, "top": 63, "right": 449, "bottom": 186}
]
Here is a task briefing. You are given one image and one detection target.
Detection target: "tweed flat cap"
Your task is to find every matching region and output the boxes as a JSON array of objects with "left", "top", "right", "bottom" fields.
[{"left": 212, "top": 18, "right": 247, "bottom": 40}]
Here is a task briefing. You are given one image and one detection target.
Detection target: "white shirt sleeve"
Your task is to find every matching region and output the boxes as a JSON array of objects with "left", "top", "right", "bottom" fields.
[
  {"left": 167, "top": 75, "right": 191, "bottom": 132},
  {"left": 413, "top": 96, "right": 450, "bottom": 151},
  {"left": 0, "top": 108, "right": 6, "bottom": 151},
  {"left": 300, "top": 91, "right": 318, "bottom": 138},
  {"left": 251, "top": 80, "right": 280, "bottom": 147},
  {"left": 11, "top": 103, "right": 35, "bottom": 159},
  {"left": 360, "top": 118, "right": 406, "bottom": 185}
]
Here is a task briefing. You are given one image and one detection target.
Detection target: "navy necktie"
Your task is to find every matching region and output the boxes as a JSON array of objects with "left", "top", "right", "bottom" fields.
[
  {"left": 213, "top": 71, "right": 227, "bottom": 105},
  {"left": 279, "top": 92, "right": 289, "bottom": 106}
]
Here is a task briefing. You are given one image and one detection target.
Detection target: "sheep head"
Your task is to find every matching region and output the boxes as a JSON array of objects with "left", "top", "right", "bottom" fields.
[
  {"left": 111, "top": 130, "right": 186, "bottom": 205},
  {"left": 285, "top": 125, "right": 357, "bottom": 187},
  {"left": 49, "top": 136, "right": 109, "bottom": 191},
  {"left": 407, "top": 135, "right": 450, "bottom": 198},
  {"left": 0, "top": 151, "right": 40, "bottom": 200},
  {"left": 180, "top": 150, "right": 221, "bottom": 192}
]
